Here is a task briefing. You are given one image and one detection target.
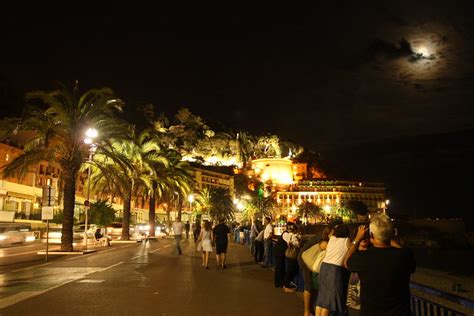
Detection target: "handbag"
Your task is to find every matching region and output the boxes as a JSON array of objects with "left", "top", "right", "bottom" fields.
[
  {"left": 312, "top": 250, "right": 326, "bottom": 273},
  {"left": 301, "top": 243, "right": 326, "bottom": 272},
  {"left": 285, "top": 244, "right": 299, "bottom": 259}
]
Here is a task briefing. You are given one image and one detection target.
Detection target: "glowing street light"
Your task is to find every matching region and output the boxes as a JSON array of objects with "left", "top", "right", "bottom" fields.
[
  {"left": 384, "top": 199, "right": 390, "bottom": 214},
  {"left": 84, "top": 128, "right": 98, "bottom": 251},
  {"left": 323, "top": 205, "right": 331, "bottom": 213}
]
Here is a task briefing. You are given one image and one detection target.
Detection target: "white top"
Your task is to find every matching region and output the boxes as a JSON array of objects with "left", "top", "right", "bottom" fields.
[
  {"left": 172, "top": 222, "right": 184, "bottom": 235},
  {"left": 264, "top": 223, "right": 273, "bottom": 239},
  {"left": 322, "top": 236, "right": 349, "bottom": 266},
  {"left": 283, "top": 232, "right": 300, "bottom": 247},
  {"left": 250, "top": 223, "right": 259, "bottom": 238}
]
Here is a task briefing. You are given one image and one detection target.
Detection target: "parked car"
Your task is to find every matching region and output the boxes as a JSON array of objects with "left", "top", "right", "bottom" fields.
[
  {"left": 137, "top": 223, "right": 169, "bottom": 238},
  {"left": 41, "top": 227, "right": 87, "bottom": 244},
  {"left": 0, "top": 223, "right": 36, "bottom": 246},
  {"left": 106, "top": 223, "right": 144, "bottom": 241}
]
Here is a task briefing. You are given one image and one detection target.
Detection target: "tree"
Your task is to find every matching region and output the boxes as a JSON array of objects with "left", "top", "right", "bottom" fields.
[
  {"left": 89, "top": 200, "right": 116, "bottom": 227},
  {"left": 0, "top": 83, "right": 127, "bottom": 251},
  {"left": 209, "top": 187, "right": 234, "bottom": 221},
  {"left": 91, "top": 130, "right": 169, "bottom": 240},
  {"left": 297, "top": 201, "right": 321, "bottom": 223},
  {"left": 195, "top": 187, "right": 234, "bottom": 221}
]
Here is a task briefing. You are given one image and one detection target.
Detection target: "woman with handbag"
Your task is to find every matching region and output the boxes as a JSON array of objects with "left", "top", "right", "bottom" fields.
[
  {"left": 283, "top": 222, "right": 301, "bottom": 293},
  {"left": 298, "top": 227, "right": 332, "bottom": 316},
  {"left": 316, "top": 225, "right": 351, "bottom": 316},
  {"left": 196, "top": 220, "right": 213, "bottom": 269}
]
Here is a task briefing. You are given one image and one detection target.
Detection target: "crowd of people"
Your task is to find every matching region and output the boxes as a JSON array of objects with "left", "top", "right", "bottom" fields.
[
  {"left": 234, "top": 214, "right": 416, "bottom": 316},
  {"left": 170, "top": 213, "right": 416, "bottom": 316}
]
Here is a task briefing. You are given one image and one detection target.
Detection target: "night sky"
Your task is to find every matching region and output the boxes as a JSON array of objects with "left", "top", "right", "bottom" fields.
[{"left": 1, "top": 2, "right": 474, "bottom": 227}]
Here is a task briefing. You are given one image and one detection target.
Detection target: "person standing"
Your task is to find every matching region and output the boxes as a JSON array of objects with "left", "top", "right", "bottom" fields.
[
  {"left": 254, "top": 228, "right": 265, "bottom": 263},
  {"left": 346, "top": 215, "right": 416, "bottom": 316},
  {"left": 316, "top": 225, "right": 351, "bottom": 316},
  {"left": 196, "top": 220, "right": 213, "bottom": 269},
  {"left": 185, "top": 221, "right": 190, "bottom": 239},
  {"left": 283, "top": 222, "right": 301, "bottom": 293},
  {"left": 172, "top": 218, "right": 184, "bottom": 255},
  {"left": 249, "top": 219, "right": 259, "bottom": 256},
  {"left": 213, "top": 218, "right": 231, "bottom": 269},
  {"left": 261, "top": 217, "right": 273, "bottom": 268}
]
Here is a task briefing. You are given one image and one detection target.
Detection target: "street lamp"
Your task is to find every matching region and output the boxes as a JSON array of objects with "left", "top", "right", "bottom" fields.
[
  {"left": 188, "top": 194, "right": 194, "bottom": 222},
  {"left": 84, "top": 128, "right": 98, "bottom": 251},
  {"left": 384, "top": 199, "right": 390, "bottom": 214}
]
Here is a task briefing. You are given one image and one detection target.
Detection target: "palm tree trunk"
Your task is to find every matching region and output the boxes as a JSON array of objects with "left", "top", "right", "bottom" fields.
[
  {"left": 148, "top": 186, "right": 156, "bottom": 237},
  {"left": 61, "top": 166, "right": 77, "bottom": 252},
  {"left": 122, "top": 190, "right": 131, "bottom": 240}
]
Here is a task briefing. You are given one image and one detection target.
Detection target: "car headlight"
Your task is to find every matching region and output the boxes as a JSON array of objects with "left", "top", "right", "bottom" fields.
[
  {"left": 0, "top": 235, "right": 7, "bottom": 241},
  {"left": 25, "top": 236, "right": 36, "bottom": 242}
]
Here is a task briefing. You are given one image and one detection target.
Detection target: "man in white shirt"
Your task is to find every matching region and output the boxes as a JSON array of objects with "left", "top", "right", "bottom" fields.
[
  {"left": 172, "top": 218, "right": 184, "bottom": 255},
  {"left": 262, "top": 217, "right": 273, "bottom": 267}
]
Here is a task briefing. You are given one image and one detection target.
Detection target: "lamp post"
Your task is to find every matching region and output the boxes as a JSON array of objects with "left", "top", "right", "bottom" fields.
[
  {"left": 84, "top": 128, "right": 98, "bottom": 251},
  {"left": 188, "top": 194, "right": 194, "bottom": 222},
  {"left": 384, "top": 199, "right": 390, "bottom": 215}
]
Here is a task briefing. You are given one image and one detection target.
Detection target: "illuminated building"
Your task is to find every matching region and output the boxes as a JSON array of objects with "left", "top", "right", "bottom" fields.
[
  {"left": 250, "top": 158, "right": 294, "bottom": 185},
  {"left": 277, "top": 180, "right": 386, "bottom": 220}
]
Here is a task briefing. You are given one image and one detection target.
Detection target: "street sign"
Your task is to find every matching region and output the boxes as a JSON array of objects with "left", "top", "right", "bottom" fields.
[
  {"left": 41, "top": 206, "right": 54, "bottom": 220},
  {"left": 42, "top": 186, "right": 56, "bottom": 207}
]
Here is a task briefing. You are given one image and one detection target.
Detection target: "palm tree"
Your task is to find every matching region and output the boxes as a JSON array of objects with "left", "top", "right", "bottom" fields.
[
  {"left": 0, "top": 83, "right": 127, "bottom": 251},
  {"left": 297, "top": 201, "right": 321, "bottom": 223},
  {"left": 195, "top": 187, "right": 213, "bottom": 221},
  {"left": 210, "top": 187, "right": 234, "bottom": 221},
  {"left": 91, "top": 131, "right": 169, "bottom": 240}
]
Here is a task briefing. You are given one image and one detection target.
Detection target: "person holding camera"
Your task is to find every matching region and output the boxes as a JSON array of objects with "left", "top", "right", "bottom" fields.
[{"left": 345, "top": 214, "right": 416, "bottom": 316}]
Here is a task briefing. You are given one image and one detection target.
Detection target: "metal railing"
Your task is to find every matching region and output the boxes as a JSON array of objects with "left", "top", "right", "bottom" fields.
[{"left": 410, "top": 282, "right": 474, "bottom": 316}]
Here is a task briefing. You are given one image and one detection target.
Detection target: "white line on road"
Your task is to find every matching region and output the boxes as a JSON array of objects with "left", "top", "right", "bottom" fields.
[
  {"left": 11, "top": 262, "right": 52, "bottom": 273},
  {"left": 1, "top": 250, "right": 41, "bottom": 257},
  {"left": 100, "top": 261, "right": 124, "bottom": 272},
  {"left": 149, "top": 248, "right": 162, "bottom": 253}
]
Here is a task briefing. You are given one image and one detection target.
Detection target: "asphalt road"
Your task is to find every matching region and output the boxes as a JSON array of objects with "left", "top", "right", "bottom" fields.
[{"left": 0, "top": 238, "right": 304, "bottom": 316}]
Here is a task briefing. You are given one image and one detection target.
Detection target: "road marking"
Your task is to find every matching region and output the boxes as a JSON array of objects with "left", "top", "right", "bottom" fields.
[
  {"left": 149, "top": 248, "right": 162, "bottom": 253},
  {"left": 100, "top": 261, "right": 124, "bottom": 271},
  {"left": 0, "top": 273, "right": 85, "bottom": 309},
  {"left": 78, "top": 279, "right": 105, "bottom": 283},
  {"left": 11, "top": 262, "right": 52, "bottom": 273},
  {"left": 1, "top": 250, "right": 40, "bottom": 257}
]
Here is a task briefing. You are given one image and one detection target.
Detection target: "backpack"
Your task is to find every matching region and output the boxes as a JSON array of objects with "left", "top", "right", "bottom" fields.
[{"left": 273, "top": 231, "right": 288, "bottom": 257}]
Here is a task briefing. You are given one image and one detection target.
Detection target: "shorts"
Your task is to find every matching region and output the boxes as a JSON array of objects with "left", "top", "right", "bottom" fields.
[{"left": 215, "top": 242, "right": 228, "bottom": 254}]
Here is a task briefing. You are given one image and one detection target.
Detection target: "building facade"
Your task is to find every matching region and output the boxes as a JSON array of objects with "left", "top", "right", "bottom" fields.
[{"left": 276, "top": 180, "right": 386, "bottom": 219}]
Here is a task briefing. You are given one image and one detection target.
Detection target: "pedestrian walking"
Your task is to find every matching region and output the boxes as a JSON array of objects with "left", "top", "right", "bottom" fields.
[
  {"left": 196, "top": 220, "right": 213, "bottom": 269},
  {"left": 172, "top": 218, "right": 184, "bottom": 255},
  {"left": 213, "top": 218, "right": 231, "bottom": 269},
  {"left": 193, "top": 221, "right": 201, "bottom": 243},
  {"left": 185, "top": 221, "right": 190, "bottom": 239}
]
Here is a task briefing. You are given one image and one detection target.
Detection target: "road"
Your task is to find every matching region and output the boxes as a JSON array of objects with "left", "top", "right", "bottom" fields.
[{"left": 0, "top": 238, "right": 304, "bottom": 315}]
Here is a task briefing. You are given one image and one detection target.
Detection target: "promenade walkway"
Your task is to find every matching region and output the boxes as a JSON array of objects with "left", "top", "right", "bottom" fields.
[{"left": 1, "top": 238, "right": 304, "bottom": 316}]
